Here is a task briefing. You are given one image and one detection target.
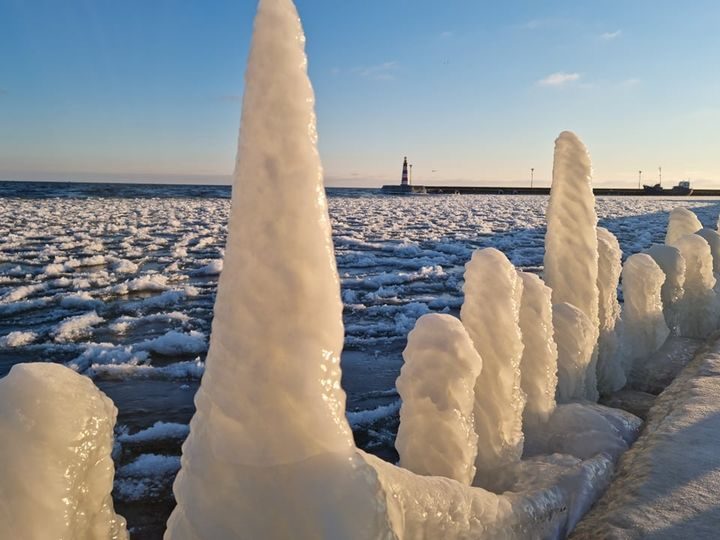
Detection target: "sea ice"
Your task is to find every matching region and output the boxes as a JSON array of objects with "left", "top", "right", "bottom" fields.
[
  {"left": 52, "top": 310, "right": 104, "bottom": 342},
  {"left": 0, "top": 330, "right": 37, "bottom": 348},
  {"left": 135, "top": 330, "right": 207, "bottom": 356},
  {"left": 395, "top": 313, "right": 482, "bottom": 485},
  {"left": 117, "top": 422, "right": 190, "bottom": 444}
]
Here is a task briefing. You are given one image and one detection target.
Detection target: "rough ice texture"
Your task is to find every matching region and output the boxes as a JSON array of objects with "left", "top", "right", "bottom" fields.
[
  {"left": 52, "top": 310, "right": 104, "bottom": 342},
  {"left": 645, "top": 244, "right": 686, "bottom": 334},
  {"left": 619, "top": 254, "right": 670, "bottom": 374},
  {"left": 395, "top": 313, "right": 483, "bottom": 485},
  {"left": 0, "top": 363, "right": 127, "bottom": 539},
  {"left": 517, "top": 271, "right": 558, "bottom": 426},
  {"left": 0, "top": 330, "right": 37, "bottom": 348},
  {"left": 553, "top": 302, "right": 598, "bottom": 402},
  {"left": 461, "top": 248, "right": 526, "bottom": 489},
  {"left": 665, "top": 207, "right": 702, "bottom": 246},
  {"left": 526, "top": 402, "right": 641, "bottom": 464},
  {"left": 165, "top": 1, "right": 394, "bottom": 537},
  {"left": 595, "top": 227, "right": 625, "bottom": 395},
  {"left": 674, "top": 234, "right": 718, "bottom": 339},
  {"left": 364, "top": 451, "right": 614, "bottom": 540},
  {"left": 544, "top": 131, "right": 599, "bottom": 346},
  {"left": 696, "top": 227, "right": 720, "bottom": 274},
  {"left": 572, "top": 338, "right": 720, "bottom": 539}
]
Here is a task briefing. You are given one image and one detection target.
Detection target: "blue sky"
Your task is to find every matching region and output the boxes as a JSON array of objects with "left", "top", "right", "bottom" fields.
[{"left": 1, "top": 0, "right": 719, "bottom": 187}]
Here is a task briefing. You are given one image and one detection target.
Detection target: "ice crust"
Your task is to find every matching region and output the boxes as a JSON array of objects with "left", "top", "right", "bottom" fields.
[
  {"left": 596, "top": 227, "right": 625, "bottom": 394},
  {"left": 0, "top": 363, "right": 127, "bottom": 539},
  {"left": 461, "top": 248, "right": 526, "bottom": 489},
  {"left": 396, "top": 313, "right": 482, "bottom": 485},
  {"left": 619, "top": 254, "right": 670, "bottom": 373}
]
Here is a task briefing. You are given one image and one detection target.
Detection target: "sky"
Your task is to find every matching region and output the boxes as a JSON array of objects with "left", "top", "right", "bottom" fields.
[{"left": 1, "top": 0, "right": 719, "bottom": 187}]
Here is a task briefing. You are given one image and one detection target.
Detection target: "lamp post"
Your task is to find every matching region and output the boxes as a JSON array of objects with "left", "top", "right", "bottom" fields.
[
  {"left": 530, "top": 168, "right": 534, "bottom": 189},
  {"left": 638, "top": 170, "right": 642, "bottom": 189}
]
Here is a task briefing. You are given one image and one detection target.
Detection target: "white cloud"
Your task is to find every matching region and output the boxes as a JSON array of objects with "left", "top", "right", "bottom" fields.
[
  {"left": 352, "top": 62, "right": 399, "bottom": 81},
  {"left": 600, "top": 30, "right": 622, "bottom": 40},
  {"left": 619, "top": 78, "right": 640, "bottom": 88},
  {"left": 537, "top": 72, "right": 581, "bottom": 87}
]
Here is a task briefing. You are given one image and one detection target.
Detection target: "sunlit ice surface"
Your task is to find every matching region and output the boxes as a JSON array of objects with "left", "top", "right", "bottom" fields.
[{"left": 2, "top": 182, "right": 720, "bottom": 534}]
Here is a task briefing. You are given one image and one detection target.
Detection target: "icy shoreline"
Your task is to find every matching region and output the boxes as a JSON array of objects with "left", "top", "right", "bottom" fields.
[
  {"left": 573, "top": 334, "right": 720, "bottom": 538},
  {"left": 4, "top": 0, "right": 720, "bottom": 536}
]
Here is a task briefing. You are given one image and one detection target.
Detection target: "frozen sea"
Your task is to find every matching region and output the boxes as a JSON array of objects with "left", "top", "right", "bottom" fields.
[{"left": 2, "top": 180, "right": 720, "bottom": 537}]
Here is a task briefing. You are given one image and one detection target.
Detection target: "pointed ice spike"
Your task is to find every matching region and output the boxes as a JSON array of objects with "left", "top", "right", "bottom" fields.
[
  {"left": 165, "top": 1, "right": 393, "bottom": 537},
  {"left": 544, "top": 132, "right": 600, "bottom": 344}
]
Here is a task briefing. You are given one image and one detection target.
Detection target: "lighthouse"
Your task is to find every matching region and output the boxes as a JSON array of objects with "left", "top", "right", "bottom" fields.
[
  {"left": 401, "top": 157, "right": 409, "bottom": 186},
  {"left": 381, "top": 156, "right": 426, "bottom": 194}
]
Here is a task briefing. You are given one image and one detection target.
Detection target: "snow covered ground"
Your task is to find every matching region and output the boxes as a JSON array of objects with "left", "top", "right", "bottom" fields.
[{"left": 2, "top": 182, "right": 720, "bottom": 535}]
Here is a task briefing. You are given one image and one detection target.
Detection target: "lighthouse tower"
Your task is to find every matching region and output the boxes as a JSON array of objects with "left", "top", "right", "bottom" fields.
[{"left": 401, "top": 157, "right": 409, "bottom": 186}]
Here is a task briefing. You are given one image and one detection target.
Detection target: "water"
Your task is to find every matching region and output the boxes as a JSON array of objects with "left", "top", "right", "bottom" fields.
[{"left": 2, "top": 180, "right": 720, "bottom": 537}]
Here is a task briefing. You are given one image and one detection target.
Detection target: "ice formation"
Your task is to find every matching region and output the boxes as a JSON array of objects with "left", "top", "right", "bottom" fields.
[
  {"left": 164, "top": 1, "right": 629, "bottom": 537},
  {"left": 517, "top": 271, "right": 558, "bottom": 426},
  {"left": 461, "top": 248, "right": 526, "bottom": 489},
  {"left": 595, "top": 227, "right": 625, "bottom": 394},
  {"left": 0, "top": 363, "right": 127, "bottom": 539},
  {"left": 534, "top": 403, "right": 639, "bottom": 462},
  {"left": 674, "top": 234, "right": 719, "bottom": 338},
  {"left": 395, "top": 313, "right": 482, "bottom": 485},
  {"left": 544, "top": 131, "right": 599, "bottom": 346},
  {"left": 165, "top": 1, "right": 394, "bottom": 537},
  {"left": 644, "top": 244, "right": 686, "bottom": 334},
  {"left": 665, "top": 207, "right": 702, "bottom": 246},
  {"left": 553, "top": 302, "right": 598, "bottom": 402},
  {"left": 696, "top": 227, "right": 720, "bottom": 275},
  {"left": 619, "top": 254, "right": 670, "bottom": 372}
]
